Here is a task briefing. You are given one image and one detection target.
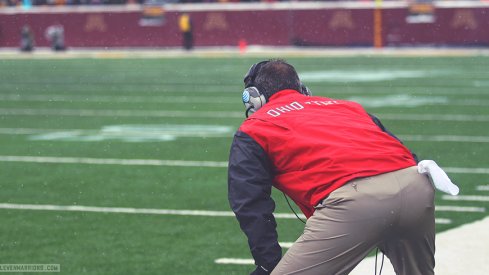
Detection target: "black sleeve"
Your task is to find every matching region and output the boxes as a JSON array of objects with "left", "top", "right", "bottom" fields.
[
  {"left": 228, "top": 131, "right": 282, "bottom": 273},
  {"left": 369, "top": 113, "right": 419, "bottom": 162}
]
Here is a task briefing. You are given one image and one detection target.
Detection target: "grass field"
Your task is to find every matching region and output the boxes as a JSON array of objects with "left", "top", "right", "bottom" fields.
[{"left": 0, "top": 53, "right": 488, "bottom": 274}]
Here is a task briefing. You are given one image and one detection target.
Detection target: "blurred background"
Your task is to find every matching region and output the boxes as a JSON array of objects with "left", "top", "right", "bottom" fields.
[{"left": 1, "top": 0, "right": 488, "bottom": 49}]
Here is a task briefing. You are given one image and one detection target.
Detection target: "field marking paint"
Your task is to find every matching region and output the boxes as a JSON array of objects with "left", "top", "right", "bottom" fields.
[
  {"left": 348, "top": 94, "right": 448, "bottom": 107},
  {"left": 435, "top": 206, "right": 485, "bottom": 213},
  {"left": 218, "top": 218, "right": 489, "bottom": 274},
  {"left": 279, "top": 242, "right": 294, "bottom": 248},
  {"left": 27, "top": 124, "right": 234, "bottom": 142},
  {"left": 0, "top": 203, "right": 452, "bottom": 224},
  {"left": 348, "top": 95, "right": 489, "bottom": 107},
  {"left": 0, "top": 128, "right": 70, "bottom": 134},
  {"left": 473, "top": 80, "right": 489, "bottom": 87},
  {"left": 443, "top": 167, "right": 489, "bottom": 174},
  {"left": 398, "top": 135, "right": 489, "bottom": 143},
  {"left": 1, "top": 108, "right": 489, "bottom": 122},
  {"left": 476, "top": 185, "right": 489, "bottom": 191},
  {"left": 350, "top": 217, "right": 489, "bottom": 275},
  {"left": 299, "top": 70, "right": 444, "bottom": 82},
  {"left": 214, "top": 258, "right": 254, "bottom": 265},
  {"left": 378, "top": 113, "right": 489, "bottom": 122},
  {"left": 0, "top": 203, "right": 234, "bottom": 217},
  {"left": 0, "top": 156, "right": 228, "bottom": 168},
  {"left": 0, "top": 94, "right": 238, "bottom": 104},
  {"left": 442, "top": 195, "right": 489, "bottom": 202},
  {"left": 1, "top": 156, "right": 489, "bottom": 175},
  {"left": 0, "top": 203, "right": 300, "bottom": 219},
  {"left": 434, "top": 218, "right": 452, "bottom": 224},
  {"left": 0, "top": 108, "right": 244, "bottom": 118},
  {"left": 3, "top": 92, "right": 489, "bottom": 103},
  {"left": 3, "top": 128, "right": 489, "bottom": 144}
]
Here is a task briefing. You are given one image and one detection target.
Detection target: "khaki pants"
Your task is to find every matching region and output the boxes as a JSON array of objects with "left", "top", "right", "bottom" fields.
[{"left": 272, "top": 166, "right": 435, "bottom": 275}]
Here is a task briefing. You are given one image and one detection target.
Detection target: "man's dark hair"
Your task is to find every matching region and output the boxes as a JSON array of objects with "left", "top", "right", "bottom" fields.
[{"left": 254, "top": 59, "right": 302, "bottom": 100}]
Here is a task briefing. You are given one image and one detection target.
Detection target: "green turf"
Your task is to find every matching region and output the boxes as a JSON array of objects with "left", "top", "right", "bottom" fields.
[{"left": 0, "top": 55, "right": 488, "bottom": 274}]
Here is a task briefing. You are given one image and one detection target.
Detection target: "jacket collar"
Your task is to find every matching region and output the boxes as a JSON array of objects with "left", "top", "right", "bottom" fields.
[{"left": 268, "top": 89, "right": 301, "bottom": 101}]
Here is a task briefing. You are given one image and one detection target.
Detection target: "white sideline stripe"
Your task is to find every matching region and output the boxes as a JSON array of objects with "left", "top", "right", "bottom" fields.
[
  {"left": 1, "top": 108, "right": 489, "bottom": 122},
  {"left": 0, "top": 203, "right": 301, "bottom": 219},
  {"left": 2, "top": 94, "right": 489, "bottom": 107},
  {"left": 0, "top": 203, "right": 452, "bottom": 224},
  {"left": 214, "top": 258, "right": 254, "bottom": 265},
  {"left": 350, "top": 216, "right": 489, "bottom": 275},
  {"left": 0, "top": 128, "right": 84, "bottom": 134},
  {"left": 1, "top": 156, "right": 489, "bottom": 175},
  {"left": 279, "top": 242, "right": 294, "bottom": 248},
  {"left": 435, "top": 218, "right": 452, "bottom": 224},
  {"left": 435, "top": 205, "right": 485, "bottom": 213},
  {"left": 0, "top": 108, "right": 244, "bottom": 118},
  {"left": 399, "top": 135, "right": 489, "bottom": 143},
  {"left": 476, "top": 185, "right": 489, "bottom": 191},
  {"left": 0, "top": 127, "right": 231, "bottom": 138},
  {"left": 443, "top": 167, "right": 489, "bottom": 174},
  {"left": 0, "top": 94, "right": 238, "bottom": 104},
  {"left": 378, "top": 113, "right": 489, "bottom": 122},
  {"left": 0, "top": 203, "right": 234, "bottom": 217},
  {"left": 2, "top": 128, "right": 489, "bottom": 144},
  {"left": 442, "top": 195, "right": 489, "bottom": 202},
  {"left": 0, "top": 156, "right": 228, "bottom": 168}
]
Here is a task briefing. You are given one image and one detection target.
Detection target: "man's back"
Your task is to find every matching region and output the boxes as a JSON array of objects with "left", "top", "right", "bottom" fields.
[{"left": 239, "top": 89, "right": 416, "bottom": 217}]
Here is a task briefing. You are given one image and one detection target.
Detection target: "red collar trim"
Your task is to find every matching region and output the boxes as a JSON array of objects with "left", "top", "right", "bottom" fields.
[{"left": 269, "top": 89, "right": 300, "bottom": 101}]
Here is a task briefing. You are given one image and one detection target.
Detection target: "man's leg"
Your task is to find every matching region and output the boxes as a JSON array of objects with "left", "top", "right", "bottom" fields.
[
  {"left": 379, "top": 168, "right": 436, "bottom": 275},
  {"left": 272, "top": 174, "right": 404, "bottom": 275}
]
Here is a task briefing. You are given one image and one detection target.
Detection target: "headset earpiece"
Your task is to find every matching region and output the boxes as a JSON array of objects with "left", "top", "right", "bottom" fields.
[{"left": 242, "top": 87, "right": 266, "bottom": 117}]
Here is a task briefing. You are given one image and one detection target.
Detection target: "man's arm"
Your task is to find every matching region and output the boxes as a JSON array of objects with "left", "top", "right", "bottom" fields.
[
  {"left": 228, "top": 131, "right": 282, "bottom": 274},
  {"left": 369, "top": 113, "right": 419, "bottom": 162}
]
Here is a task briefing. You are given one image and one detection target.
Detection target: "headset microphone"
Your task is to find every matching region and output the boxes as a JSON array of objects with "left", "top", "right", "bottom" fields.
[{"left": 245, "top": 106, "right": 253, "bottom": 118}]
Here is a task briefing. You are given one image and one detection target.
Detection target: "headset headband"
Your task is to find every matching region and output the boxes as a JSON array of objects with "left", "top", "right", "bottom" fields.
[{"left": 244, "top": 61, "right": 269, "bottom": 88}]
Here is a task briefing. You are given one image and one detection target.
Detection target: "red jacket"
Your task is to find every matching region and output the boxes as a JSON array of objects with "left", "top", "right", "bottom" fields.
[
  {"left": 239, "top": 89, "right": 416, "bottom": 218},
  {"left": 227, "top": 89, "right": 417, "bottom": 272}
]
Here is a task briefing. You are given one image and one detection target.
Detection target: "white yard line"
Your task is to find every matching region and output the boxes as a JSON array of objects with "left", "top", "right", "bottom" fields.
[
  {"left": 0, "top": 128, "right": 82, "bottom": 134},
  {"left": 1, "top": 108, "right": 489, "bottom": 121},
  {"left": 0, "top": 203, "right": 301, "bottom": 220},
  {"left": 442, "top": 195, "right": 489, "bottom": 202},
  {"left": 2, "top": 94, "right": 489, "bottom": 106},
  {"left": 2, "top": 128, "right": 489, "bottom": 144},
  {"left": 435, "top": 205, "right": 485, "bottom": 212},
  {"left": 378, "top": 113, "right": 489, "bottom": 122},
  {"left": 0, "top": 156, "right": 228, "bottom": 168},
  {"left": 0, "top": 94, "right": 238, "bottom": 104},
  {"left": 350, "top": 216, "right": 489, "bottom": 275},
  {"left": 0, "top": 108, "right": 244, "bottom": 118},
  {"left": 399, "top": 135, "right": 489, "bottom": 143},
  {"left": 216, "top": 217, "right": 489, "bottom": 275},
  {"left": 1, "top": 156, "right": 489, "bottom": 175},
  {"left": 476, "top": 185, "right": 489, "bottom": 191},
  {"left": 444, "top": 167, "right": 489, "bottom": 174},
  {"left": 0, "top": 203, "right": 234, "bottom": 217},
  {"left": 435, "top": 218, "right": 452, "bottom": 224},
  {"left": 215, "top": 258, "right": 254, "bottom": 265},
  {"left": 0, "top": 127, "right": 232, "bottom": 138},
  {"left": 0, "top": 203, "right": 452, "bottom": 224}
]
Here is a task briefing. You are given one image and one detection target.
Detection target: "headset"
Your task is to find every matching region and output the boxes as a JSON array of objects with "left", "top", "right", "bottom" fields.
[{"left": 242, "top": 61, "right": 312, "bottom": 118}]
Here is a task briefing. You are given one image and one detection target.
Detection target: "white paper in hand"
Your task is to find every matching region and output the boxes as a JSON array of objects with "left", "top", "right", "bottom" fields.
[{"left": 417, "top": 160, "right": 460, "bottom": 196}]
